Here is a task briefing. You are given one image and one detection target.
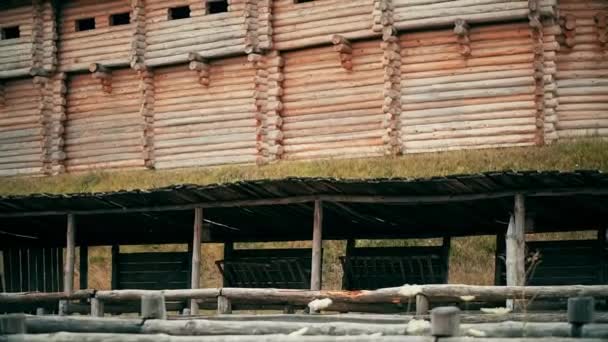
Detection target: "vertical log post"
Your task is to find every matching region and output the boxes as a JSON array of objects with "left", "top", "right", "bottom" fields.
[
  {"left": 79, "top": 245, "right": 88, "bottom": 290},
  {"left": 416, "top": 295, "right": 430, "bottom": 316},
  {"left": 191, "top": 207, "right": 203, "bottom": 315},
  {"left": 568, "top": 297, "right": 594, "bottom": 337},
  {"left": 64, "top": 214, "right": 76, "bottom": 295},
  {"left": 141, "top": 292, "right": 166, "bottom": 320},
  {"left": 431, "top": 307, "right": 460, "bottom": 337},
  {"left": 506, "top": 194, "right": 526, "bottom": 310},
  {"left": 91, "top": 297, "right": 104, "bottom": 317},
  {"left": 310, "top": 200, "right": 323, "bottom": 291},
  {"left": 217, "top": 295, "right": 232, "bottom": 315}
]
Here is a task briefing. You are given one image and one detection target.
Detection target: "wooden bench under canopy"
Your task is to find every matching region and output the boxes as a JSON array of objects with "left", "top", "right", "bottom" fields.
[{"left": 340, "top": 238, "right": 451, "bottom": 290}]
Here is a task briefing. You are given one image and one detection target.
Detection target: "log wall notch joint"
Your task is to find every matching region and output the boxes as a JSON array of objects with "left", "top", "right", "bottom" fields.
[
  {"left": 594, "top": 13, "right": 608, "bottom": 46},
  {"left": 332, "top": 35, "right": 353, "bottom": 71},
  {"left": 188, "top": 53, "right": 210, "bottom": 87},
  {"left": 528, "top": 0, "right": 545, "bottom": 146},
  {"left": 89, "top": 64, "right": 112, "bottom": 93},
  {"left": 454, "top": 19, "right": 471, "bottom": 57},
  {"left": 0, "top": 81, "right": 4, "bottom": 107},
  {"left": 130, "top": 0, "right": 147, "bottom": 71},
  {"left": 558, "top": 14, "right": 576, "bottom": 48}
]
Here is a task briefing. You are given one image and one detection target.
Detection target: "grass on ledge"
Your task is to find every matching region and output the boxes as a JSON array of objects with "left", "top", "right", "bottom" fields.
[{"left": 0, "top": 138, "right": 607, "bottom": 196}]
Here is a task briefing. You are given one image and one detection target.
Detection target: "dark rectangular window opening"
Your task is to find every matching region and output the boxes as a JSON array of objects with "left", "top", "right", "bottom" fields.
[
  {"left": 294, "top": 0, "right": 314, "bottom": 3},
  {"left": 76, "top": 17, "right": 95, "bottom": 31},
  {"left": 207, "top": 0, "right": 228, "bottom": 14},
  {"left": 1, "top": 26, "right": 20, "bottom": 39},
  {"left": 169, "top": 6, "right": 191, "bottom": 20},
  {"left": 110, "top": 12, "right": 130, "bottom": 26}
]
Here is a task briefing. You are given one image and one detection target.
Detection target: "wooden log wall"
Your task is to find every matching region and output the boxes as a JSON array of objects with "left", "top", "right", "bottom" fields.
[
  {"left": 144, "top": 0, "right": 249, "bottom": 67},
  {"left": 152, "top": 56, "right": 258, "bottom": 169},
  {"left": 1, "top": 0, "right": 608, "bottom": 175},
  {"left": 399, "top": 22, "right": 539, "bottom": 153},
  {"left": 64, "top": 70, "right": 145, "bottom": 172},
  {"left": 281, "top": 41, "right": 385, "bottom": 160},
  {"left": 58, "top": 0, "right": 133, "bottom": 72},
  {"left": 554, "top": 0, "right": 608, "bottom": 138},
  {"left": 393, "top": 0, "right": 556, "bottom": 31},
  {"left": 272, "top": 0, "right": 377, "bottom": 51},
  {"left": 0, "top": 5, "right": 34, "bottom": 77},
  {"left": 0, "top": 78, "right": 44, "bottom": 176}
]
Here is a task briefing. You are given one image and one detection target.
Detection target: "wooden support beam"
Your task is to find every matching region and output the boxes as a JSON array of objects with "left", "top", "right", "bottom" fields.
[
  {"left": 64, "top": 214, "right": 76, "bottom": 295},
  {"left": 310, "top": 200, "right": 323, "bottom": 291},
  {"left": 190, "top": 208, "right": 203, "bottom": 315},
  {"left": 79, "top": 245, "right": 88, "bottom": 290},
  {"left": 506, "top": 194, "right": 525, "bottom": 310},
  {"left": 89, "top": 63, "right": 112, "bottom": 93},
  {"left": 217, "top": 295, "right": 232, "bottom": 314},
  {"left": 331, "top": 35, "right": 353, "bottom": 70},
  {"left": 90, "top": 297, "right": 104, "bottom": 317}
]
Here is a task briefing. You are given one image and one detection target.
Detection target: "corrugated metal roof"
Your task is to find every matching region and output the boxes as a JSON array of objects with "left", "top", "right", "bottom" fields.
[{"left": 0, "top": 170, "right": 606, "bottom": 246}]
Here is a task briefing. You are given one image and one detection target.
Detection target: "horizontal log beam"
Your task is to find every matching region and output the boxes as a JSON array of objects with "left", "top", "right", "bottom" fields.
[{"left": 0, "top": 187, "right": 607, "bottom": 218}]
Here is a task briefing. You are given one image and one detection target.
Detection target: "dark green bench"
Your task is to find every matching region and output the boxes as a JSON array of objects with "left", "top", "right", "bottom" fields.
[
  {"left": 216, "top": 248, "right": 313, "bottom": 289},
  {"left": 340, "top": 239, "right": 450, "bottom": 290}
]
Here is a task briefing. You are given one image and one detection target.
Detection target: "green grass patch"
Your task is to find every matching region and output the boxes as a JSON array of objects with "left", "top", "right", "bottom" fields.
[{"left": 0, "top": 138, "right": 607, "bottom": 196}]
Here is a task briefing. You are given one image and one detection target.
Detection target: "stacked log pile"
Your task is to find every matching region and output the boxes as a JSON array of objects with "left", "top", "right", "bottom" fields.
[
  {"left": 281, "top": 41, "right": 385, "bottom": 160},
  {"left": 272, "top": 0, "right": 377, "bottom": 51},
  {"left": 152, "top": 57, "right": 258, "bottom": 169},
  {"left": 399, "top": 22, "right": 538, "bottom": 153},
  {"left": 0, "top": 5, "right": 33, "bottom": 77},
  {"left": 0, "top": 78, "right": 44, "bottom": 176},
  {"left": 58, "top": 0, "right": 133, "bottom": 72},
  {"left": 144, "top": 0, "right": 247, "bottom": 67},
  {"left": 555, "top": 0, "right": 608, "bottom": 138},
  {"left": 64, "top": 70, "right": 144, "bottom": 172},
  {"left": 393, "top": 0, "right": 556, "bottom": 31}
]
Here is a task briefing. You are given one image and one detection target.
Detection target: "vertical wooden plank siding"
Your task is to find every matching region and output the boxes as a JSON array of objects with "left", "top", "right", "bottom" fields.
[
  {"left": 190, "top": 207, "right": 202, "bottom": 315},
  {"left": 281, "top": 41, "right": 385, "bottom": 160},
  {"left": 144, "top": 0, "right": 248, "bottom": 66},
  {"left": 64, "top": 70, "right": 144, "bottom": 172},
  {"left": 555, "top": 0, "right": 608, "bottom": 138},
  {"left": 0, "top": 5, "right": 34, "bottom": 74},
  {"left": 310, "top": 200, "right": 323, "bottom": 291},
  {"left": 399, "top": 22, "right": 538, "bottom": 153},
  {"left": 64, "top": 214, "right": 76, "bottom": 294},
  {"left": 0, "top": 78, "right": 44, "bottom": 176},
  {"left": 153, "top": 56, "right": 258, "bottom": 169},
  {"left": 58, "top": 0, "right": 133, "bottom": 71},
  {"left": 272, "top": 0, "right": 375, "bottom": 50}
]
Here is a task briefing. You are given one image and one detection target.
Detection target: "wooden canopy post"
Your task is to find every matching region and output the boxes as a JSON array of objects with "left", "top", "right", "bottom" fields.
[
  {"left": 190, "top": 207, "right": 203, "bottom": 315},
  {"left": 79, "top": 245, "right": 88, "bottom": 290},
  {"left": 64, "top": 214, "right": 76, "bottom": 295},
  {"left": 310, "top": 200, "right": 323, "bottom": 291},
  {"left": 506, "top": 194, "right": 526, "bottom": 309}
]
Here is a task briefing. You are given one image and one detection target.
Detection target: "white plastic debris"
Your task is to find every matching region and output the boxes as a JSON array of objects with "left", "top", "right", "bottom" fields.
[
  {"left": 460, "top": 295, "right": 476, "bottom": 302},
  {"left": 406, "top": 319, "right": 431, "bottom": 334},
  {"left": 467, "top": 328, "right": 487, "bottom": 337},
  {"left": 308, "top": 298, "right": 333, "bottom": 312},
  {"left": 481, "top": 307, "right": 512, "bottom": 315},
  {"left": 288, "top": 327, "right": 308, "bottom": 336},
  {"left": 398, "top": 284, "right": 422, "bottom": 297}
]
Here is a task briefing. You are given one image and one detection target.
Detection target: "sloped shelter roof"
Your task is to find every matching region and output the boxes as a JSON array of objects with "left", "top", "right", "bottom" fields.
[{"left": 0, "top": 170, "right": 607, "bottom": 247}]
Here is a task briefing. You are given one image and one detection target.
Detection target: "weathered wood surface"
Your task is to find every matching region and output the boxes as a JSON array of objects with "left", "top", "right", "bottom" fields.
[
  {"left": 399, "top": 22, "right": 538, "bottom": 153},
  {"left": 64, "top": 69, "right": 145, "bottom": 172},
  {"left": 2, "top": 334, "right": 607, "bottom": 342},
  {"left": 144, "top": 0, "right": 249, "bottom": 67},
  {"left": 0, "top": 78, "right": 44, "bottom": 176},
  {"left": 153, "top": 56, "right": 258, "bottom": 169},
  {"left": 555, "top": 0, "right": 608, "bottom": 139},
  {"left": 281, "top": 41, "right": 385, "bottom": 160},
  {"left": 17, "top": 315, "right": 608, "bottom": 338},
  {"left": 58, "top": 0, "right": 132, "bottom": 72},
  {"left": 0, "top": 5, "right": 34, "bottom": 74}
]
